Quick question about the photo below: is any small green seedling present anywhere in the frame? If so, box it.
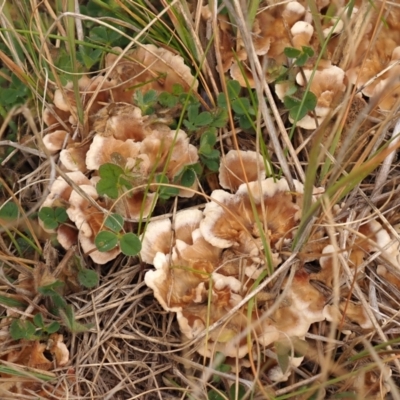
[89,25,128,48]
[37,280,93,333]
[77,45,103,69]
[183,101,227,133]
[38,280,67,311]
[199,130,220,172]
[284,90,317,121]
[206,352,247,400]
[0,202,42,256]
[74,255,99,289]
[10,313,60,341]
[174,163,202,189]
[284,46,315,67]
[155,174,180,200]
[0,201,18,222]
[95,213,142,256]
[59,304,93,333]
[134,89,159,115]
[38,207,68,230]
[96,163,133,199]
[275,337,308,375]
[0,74,30,108]
[211,352,231,384]
[0,295,27,309]
[217,80,256,130]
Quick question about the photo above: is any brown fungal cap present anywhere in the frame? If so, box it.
[219,150,268,191]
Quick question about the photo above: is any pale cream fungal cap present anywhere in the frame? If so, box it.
[219,150,267,191]
[175,209,203,244]
[230,62,256,88]
[200,190,238,249]
[86,135,141,171]
[67,184,99,238]
[275,81,291,102]
[144,252,184,313]
[59,145,89,172]
[42,130,69,152]
[140,218,172,264]
[53,88,71,112]
[323,18,344,37]
[283,2,306,26]
[56,224,78,250]
[212,272,242,292]
[47,334,69,367]
[291,21,314,49]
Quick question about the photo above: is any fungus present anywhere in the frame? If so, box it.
[250,2,305,59]
[47,334,69,367]
[270,270,327,339]
[92,103,151,142]
[339,302,373,330]
[294,63,346,128]
[229,1,308,87]
[59,143,91,172]
[40,171,91,232]
[291,21,314,49]
[140,129,199,181]
[42,130,70,152]
[219,150,267,191]
[229,62,256,88]
[200,178,306,261]
[106,45,199,96]
[85,135,141,171]
[143,179,327,366]
[346,36,400,98]
[67,184,121,264]
[140,218,173,264]
[370,59,400,111]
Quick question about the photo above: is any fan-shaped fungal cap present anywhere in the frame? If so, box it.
[67,184,100,238]
[140,218,172,264]
[106,45,199,95]
[219,150,268,191]
[42,130,70,152]
[294,64,346,128]
[271,270,327,338]
[291,21,314,49]
[282,2,306,26]
[86,135,141,171]
[40,171,91,232]
[93,103,150,142]
[59,143,90,172]
[139,129,199,190]
[201,178,305,256]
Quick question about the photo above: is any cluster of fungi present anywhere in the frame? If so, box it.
[28,0,400,395]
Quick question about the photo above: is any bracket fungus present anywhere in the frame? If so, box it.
[294,63,346,129]
[219,150,268,191]
[40,43,200,263]
[142,177,329,379]
[40,172,121,264]
[105,45,199,95]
